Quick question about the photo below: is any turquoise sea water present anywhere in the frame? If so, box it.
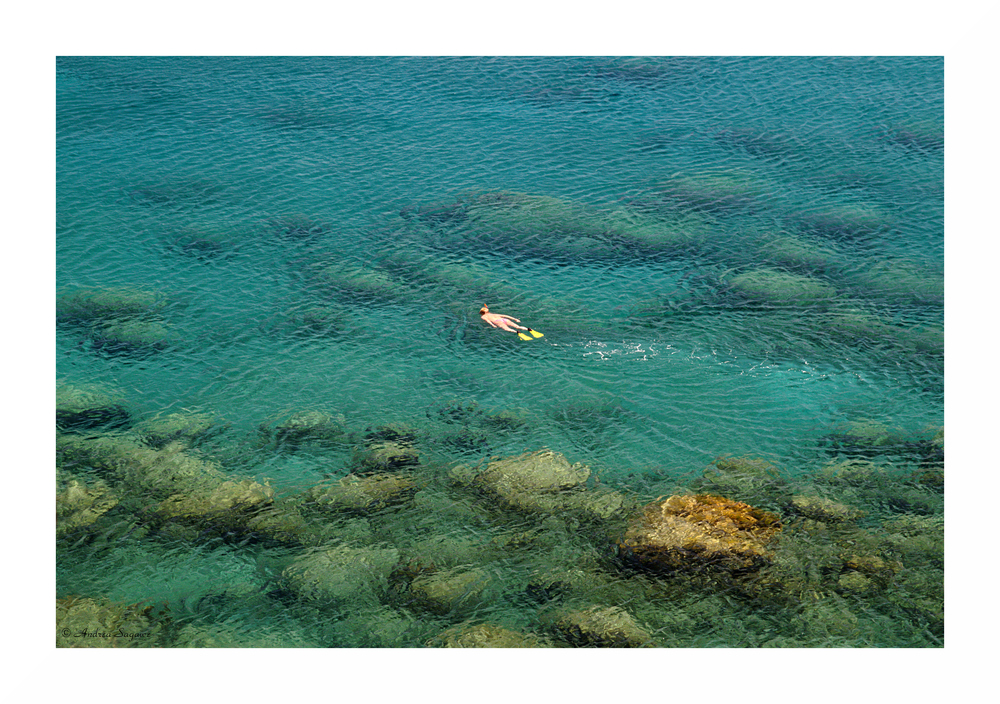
[56,56,943,647]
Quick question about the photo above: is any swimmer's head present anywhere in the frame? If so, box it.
[479,305,489,316]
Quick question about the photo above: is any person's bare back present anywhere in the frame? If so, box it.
[479,304,543,339]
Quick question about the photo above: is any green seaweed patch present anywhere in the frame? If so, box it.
[364,422,421,445]
[433,426,493,454]
[428,399,487,425]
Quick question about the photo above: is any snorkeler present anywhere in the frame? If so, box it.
[479,304,544,340]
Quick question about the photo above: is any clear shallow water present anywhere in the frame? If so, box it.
[56,56,943,647]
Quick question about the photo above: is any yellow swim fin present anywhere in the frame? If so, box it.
[528,328,544,338]
[517,331,533,341]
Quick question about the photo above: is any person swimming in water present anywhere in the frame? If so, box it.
[479,304,543,339]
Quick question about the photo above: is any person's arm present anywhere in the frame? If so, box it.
[498,314,521,322]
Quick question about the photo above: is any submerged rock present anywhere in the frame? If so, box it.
[267,410,349,447]
[408,567,493,616]
[427,622,549,648]
[788,494,864,523]
[817,459,893,486]
[57,286,169,324]
[713,125,801,160]
[307,473,418,514]
[267,214,333,241]
[303,261,411,302]
[133,411,220,448]
[173,622,314,648]
[469,449,591,513]
[790,202,894,240]
[56,477,119,537]
[699,455,789,504]
[154,478,275,529]
[92,318,176,354]
[755,232,843,274]
[242,500,322,545]
[56,596,162,648]
[281,544,400,606]
[818,309,943,360]
[56,382,131,431]
[458,190,718,258]
[840,554,901,589]
[707,455,783,482]
[263,303,351,339]
[820,419,920,456]
[879,514,943,567]
[618,494,783,573]
[163,221,244,258]
[726,268,837,306]
[541,604,653,648]
[126,176,225,206]
[656,168,773,213]
[846,259,943,305]
[57,434,228,499]
[350,441,420,474]
[477,449,590,494]
[602,206,717,254]
[465,192,608,242]
[884,120,943,152]
[562,487,633,522]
